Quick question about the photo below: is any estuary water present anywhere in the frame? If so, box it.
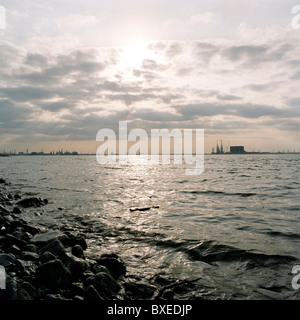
[1,154,300,299]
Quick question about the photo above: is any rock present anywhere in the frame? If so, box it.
[30,231,67,247]
[23,244,39,253]
[0,253,16,268]
[59,251,88,279]
[4,234,27,248]
[38,239,65,257]
[39,251,56,264]
[0,278,33,300]
[20,281,38,299]
[96,254,126,279]
[44,294,66,300]
[85,272,121,298]
[19,251,39,261]
[161,289,175,299]
[63,233,87,250]
[16,197,48,208]
[85,285,105,300]
[92,264,110,275]
[8,244,21,255]
[71,244,84,259]
[70,282,85,297]
[0,178,6,184]
[0,205,9,214]
[36,259,72,289]
[130,206,151,212]
[15,259,36,277]
[22,224,40,236]
[12,207,22,214]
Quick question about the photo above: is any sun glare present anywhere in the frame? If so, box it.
[121,40,150,68]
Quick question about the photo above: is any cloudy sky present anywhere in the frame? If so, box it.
[0,0,300,153]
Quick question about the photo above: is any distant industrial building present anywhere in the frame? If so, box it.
[230,146,245,154]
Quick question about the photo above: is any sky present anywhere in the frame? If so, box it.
[0,0,300,154]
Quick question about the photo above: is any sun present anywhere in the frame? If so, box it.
[121,40,151,68]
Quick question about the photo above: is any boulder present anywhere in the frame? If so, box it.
[19,251,39,261]
[96,254,126,279]
[36,259,71,289]
[0,253,16,268]
[71,244,84,259]
[0,278,32,300]
[23,244,39,253]
[39,251,56,264]
[85,285,105,300]
[85,272,121,298]
[0,205,9,214]
[38,239,65,257]
[16,197,48,208]
[59,251,88,279]
[30,231,67,247]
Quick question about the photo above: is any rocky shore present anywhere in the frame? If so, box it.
[0,177,160,301]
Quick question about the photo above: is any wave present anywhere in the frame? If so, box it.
[180,190,257,197]
[97,223,297,269]
[185,240,297,267]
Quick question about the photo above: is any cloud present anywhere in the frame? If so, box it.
[0,99,33,128]
[173,102,299,119]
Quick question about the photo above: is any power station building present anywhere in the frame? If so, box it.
[230,146,245,154]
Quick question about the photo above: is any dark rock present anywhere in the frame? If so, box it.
[31,231,67,247]
[0,253,16,268]
[0,178,6,184]
[0,205,9,214]
[19,251,39,261]
[85,272,121,298]
[8,244,21,255]
[15,259,36,277]
[39,239,65,258]
[23,244,39,253]
[63,233,87,250]
[17,197,48,208]
[82,270,94,281]
[36,259,71,289]
[70,282,85,297]
[96,254,126,279]
[22,224,40,236]
[85,284,105,300]
[2,215,14,224]
[12,207,22,214]
[161,289,175,299]
[14,194,21,200]
[44,293,66,300]
[39,251,56,263]
[92,264,110,275]
[4,234,27,248]
[130,206,151,212]
[0,278,32,300]
[71,244,84,259]
[20,281,38,299]
[59,251,88,279]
